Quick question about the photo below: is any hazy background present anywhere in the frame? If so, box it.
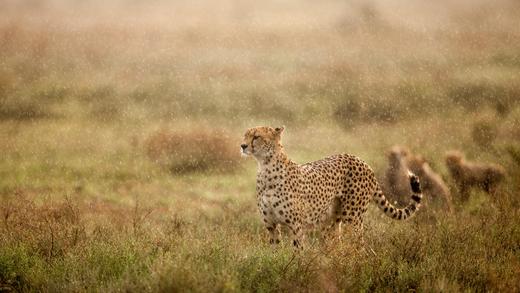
[1,0,519,291]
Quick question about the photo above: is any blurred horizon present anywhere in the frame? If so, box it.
[2,0,519,128]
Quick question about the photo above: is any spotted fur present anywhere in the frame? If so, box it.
[241,126,422,248]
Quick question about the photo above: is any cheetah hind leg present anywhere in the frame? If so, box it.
[341,217,365,248]
[321,219,342,252]
[328,220,342,238]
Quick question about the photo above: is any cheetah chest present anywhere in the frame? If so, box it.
[257,179,291,223]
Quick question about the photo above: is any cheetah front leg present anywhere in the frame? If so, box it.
[323,197,343,241]
[266,223,281,245]
[352,220,364,245]
[288,222,304,249]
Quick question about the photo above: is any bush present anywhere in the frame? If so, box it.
[145,127,240,174]
[334,97,406,130]
[448,82,520,115]
[471,120,498,148]
[0,97,54,121]
[506,144,520,166]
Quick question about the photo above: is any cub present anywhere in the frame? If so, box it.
[445,151,505,200]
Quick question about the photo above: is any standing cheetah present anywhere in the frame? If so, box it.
[445,151,505,200]
[241,126,422,248]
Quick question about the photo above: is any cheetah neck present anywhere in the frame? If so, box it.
[256,150,296,175]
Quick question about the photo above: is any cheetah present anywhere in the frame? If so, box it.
[383,146,453,212]
[383,146,412,205]
[241,126,422,248]
[445,151,505,201]
[406,154,453,213]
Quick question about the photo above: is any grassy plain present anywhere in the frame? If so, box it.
[1,0,520,291]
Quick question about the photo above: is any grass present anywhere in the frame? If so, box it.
[1,0,520,291]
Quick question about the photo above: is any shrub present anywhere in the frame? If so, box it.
[76,85,123,122]
[333,97,363,129]
[471,120,498,148]
[0,74,63,121]
[506,144,520,166]
[334,97,406,130]
[0,97,54,121]
[145,127,240,174]
[448,82,520,115]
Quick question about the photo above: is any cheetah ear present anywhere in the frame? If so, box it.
[274,126,285,136]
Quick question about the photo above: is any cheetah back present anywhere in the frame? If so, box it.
[299,154,378,227]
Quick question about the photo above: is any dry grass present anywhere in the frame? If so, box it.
[1,193,85,261]
[1,185,519,292]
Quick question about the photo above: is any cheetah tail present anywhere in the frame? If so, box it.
[373,173,422,220]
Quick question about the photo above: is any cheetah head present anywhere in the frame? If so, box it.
[445,151,463,167]
[388,145,410,166]
[407,155,427,176]
[241,126,284,159]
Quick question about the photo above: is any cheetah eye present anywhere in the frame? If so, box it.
[252,135,260,140]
